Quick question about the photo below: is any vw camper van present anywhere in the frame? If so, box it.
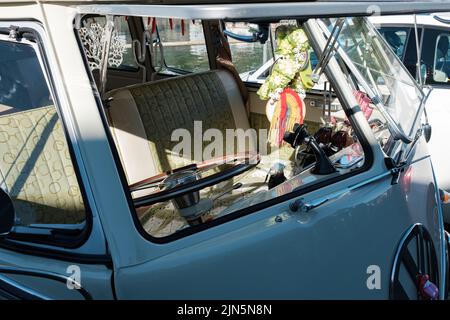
[0,0,449,300]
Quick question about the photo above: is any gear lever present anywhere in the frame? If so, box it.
[283,123,336,175]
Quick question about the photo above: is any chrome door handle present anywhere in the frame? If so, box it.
[289,198,329,212]
[288,169,396,213]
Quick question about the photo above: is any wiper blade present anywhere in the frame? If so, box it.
[312,18,345,83]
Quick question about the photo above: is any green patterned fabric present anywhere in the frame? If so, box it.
[257,26,313,102]
[0,106,85,225]
[129,72,238,173]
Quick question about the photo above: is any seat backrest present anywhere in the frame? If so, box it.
[105,70,254,185]
[0,106,85,225]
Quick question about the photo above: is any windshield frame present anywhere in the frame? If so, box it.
[75,2,450,21]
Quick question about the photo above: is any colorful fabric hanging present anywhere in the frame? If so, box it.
[268,88,305,147]
[258,26,311,147]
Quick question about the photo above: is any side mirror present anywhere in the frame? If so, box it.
[0,188,15,236]
[419,63,427,83]
[433,69,448,83]
[423,123,432,143]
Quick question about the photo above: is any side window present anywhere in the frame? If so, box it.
[0,39,87,233]
[225,22,274,81]
[379,26,419,78]
[378,27,410,59]
[143,18,209,73]
[82,16,139,71]
[433,33,450,83]
[224,21,317,84]
[416,28,450,86]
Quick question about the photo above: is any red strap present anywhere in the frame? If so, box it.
[354,90,373,120]
[151,18,157,34]
[181,19,185,36]
[285,88,304,124]
[278,88,305,145]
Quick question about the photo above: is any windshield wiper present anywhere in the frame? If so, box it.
[312,18,345,83]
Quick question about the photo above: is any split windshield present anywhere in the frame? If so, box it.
[319,17,425,141]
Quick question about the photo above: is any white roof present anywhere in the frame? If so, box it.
[370,13,450,28]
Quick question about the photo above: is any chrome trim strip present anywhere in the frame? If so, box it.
[295,155,430,212]
[295,170,392,212]
[389,223,421,296]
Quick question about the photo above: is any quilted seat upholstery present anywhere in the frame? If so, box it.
[0,106,85,225]
[105,70,256,188]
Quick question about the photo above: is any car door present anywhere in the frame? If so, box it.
[109,17,445,299]
[113,175,434,299]
[0,21,113,300]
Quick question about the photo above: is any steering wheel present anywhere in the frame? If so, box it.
[130,152,260,207]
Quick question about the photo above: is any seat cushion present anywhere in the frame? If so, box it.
[106,70,255,186]
[0,106,85,225]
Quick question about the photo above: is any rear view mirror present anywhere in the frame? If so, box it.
[0,188,15,236]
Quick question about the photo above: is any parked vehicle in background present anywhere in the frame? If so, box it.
[371,13,450,223]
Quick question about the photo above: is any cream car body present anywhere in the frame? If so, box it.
[0,1,449,300]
